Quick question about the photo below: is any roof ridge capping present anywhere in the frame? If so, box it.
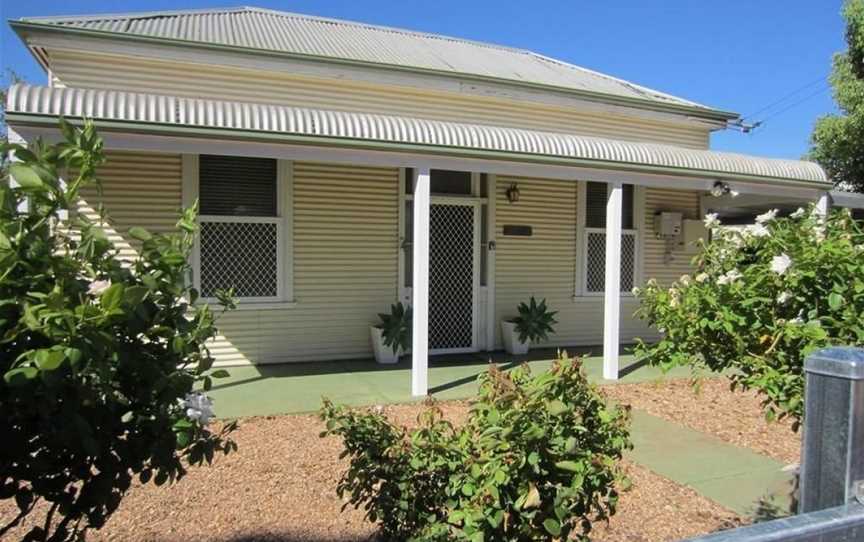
[21,5,534,54]
[4,83,826,186]
[20,6,251,23]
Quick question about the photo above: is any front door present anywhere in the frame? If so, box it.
[428,200,480,353]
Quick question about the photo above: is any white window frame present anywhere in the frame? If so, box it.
[182,155,293,305]
[576,181,643,297]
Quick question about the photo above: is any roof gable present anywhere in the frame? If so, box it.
[16,6,736,120]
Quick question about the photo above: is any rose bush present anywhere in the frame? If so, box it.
[321,352,631,541]
[634,206,864,428]
[0,120,236,541]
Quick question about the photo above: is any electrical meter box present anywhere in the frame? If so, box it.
[653,212,683,237]
[681,219,709,253]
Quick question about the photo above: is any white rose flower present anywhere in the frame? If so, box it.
[788,317,805,326]
[717,269,742,286]
[631,287,641,296]
[703,213,720,229]
[679,275,691,286]
[770,253,792,275]
[790,208,806,219]
[813,225,826,241]
[88,279,111,296]
[755,209,779,224]
[777,291,792,304]
[180,392,215,425]
[745,224,770,238]
[695,273,709,283]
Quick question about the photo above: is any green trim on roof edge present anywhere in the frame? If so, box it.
[10,20,740,123]
[6,112,829,189]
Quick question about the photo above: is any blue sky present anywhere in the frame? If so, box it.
[0,1,846,159]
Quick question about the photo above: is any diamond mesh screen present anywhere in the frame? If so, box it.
[429,204,474,350]
[586,231,636,293]
[200,220,279,298]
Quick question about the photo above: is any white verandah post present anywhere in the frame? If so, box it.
[603,182,623,380]
[411,167,431,397]
[816,192,831,218]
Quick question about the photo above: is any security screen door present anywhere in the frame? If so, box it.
[428,200,480,353]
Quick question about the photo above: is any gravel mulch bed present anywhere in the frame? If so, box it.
[601,377,800,465]
[1,399,741,542]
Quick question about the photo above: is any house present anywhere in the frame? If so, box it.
[4,7,842,395]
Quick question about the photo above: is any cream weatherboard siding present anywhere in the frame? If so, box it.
[79,152,697,364]
[251,162,399,363]
[46,50,711,149]
[493,176,700,349]
[493,175,647,349]
[210,162,400,365]
[76,151,183,261]
[78,153,400,365]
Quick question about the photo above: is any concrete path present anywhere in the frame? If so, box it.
[629,410,793,516]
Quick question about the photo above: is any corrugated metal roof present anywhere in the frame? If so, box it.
[18,6,732,118]
[5,84,827,185]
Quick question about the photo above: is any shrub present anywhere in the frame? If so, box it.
[321,352,631,541]
[511,297,558,344]
[634,207,864,428]
[377,301,412,354]
[0,120,237,542]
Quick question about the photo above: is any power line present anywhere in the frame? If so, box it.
[741,75,828,121]
[756,84,831,124]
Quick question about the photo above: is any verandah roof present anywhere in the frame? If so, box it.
[5,83,829,187]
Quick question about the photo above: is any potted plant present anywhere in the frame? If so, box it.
[502,297,557,355]
[371,302,411,364]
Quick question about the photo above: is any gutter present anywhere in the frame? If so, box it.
[10,20,740,123]
[6,112,831,190]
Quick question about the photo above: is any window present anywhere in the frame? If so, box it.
[197,155,287,301]
[581,182,638,294]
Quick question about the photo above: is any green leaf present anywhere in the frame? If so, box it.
[546,399,568,416]
[10,164,45,190]
[100,283,125,311]
[828,292,844,310]
[555,460,581,472]
[124,286,149,306]
[4,366,38,386]
[35,349,66,371]
[543,518,561,536]
[128,227,152,241]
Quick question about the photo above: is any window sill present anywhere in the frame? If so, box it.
[204,300,298,311]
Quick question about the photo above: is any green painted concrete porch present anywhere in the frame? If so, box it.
[207,348,794,516]
[208,347,675,418]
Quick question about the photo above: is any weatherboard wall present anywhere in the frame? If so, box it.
[46,49,712,150]
[78,152,700,365]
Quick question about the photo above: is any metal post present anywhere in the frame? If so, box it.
[800,347,864,513]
